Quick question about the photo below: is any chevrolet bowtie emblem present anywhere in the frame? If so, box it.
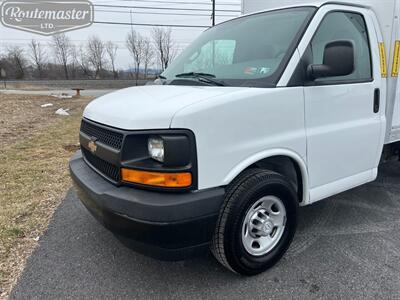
[88,139,97,153]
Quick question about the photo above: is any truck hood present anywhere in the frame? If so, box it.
[83,85,243,130]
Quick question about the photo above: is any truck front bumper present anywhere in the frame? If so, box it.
[69,151,225,261]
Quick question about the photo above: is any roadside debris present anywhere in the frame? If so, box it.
[51,93,73,99]
[55,108,70,116]
[40,103,53,108]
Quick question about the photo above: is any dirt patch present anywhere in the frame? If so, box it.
[62,144,80,152]
[0,94,93,299]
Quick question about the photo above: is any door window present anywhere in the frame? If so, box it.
[309,11,372,83]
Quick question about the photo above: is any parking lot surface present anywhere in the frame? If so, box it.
[10,163,400,300]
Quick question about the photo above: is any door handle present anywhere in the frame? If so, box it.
[374,88,380,113]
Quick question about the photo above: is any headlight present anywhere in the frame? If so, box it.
[148,137,164,162]
[121,131,196,190]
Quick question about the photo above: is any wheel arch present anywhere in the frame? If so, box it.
[222,149,309,204]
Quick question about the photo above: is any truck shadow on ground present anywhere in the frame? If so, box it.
[11,162,400,299]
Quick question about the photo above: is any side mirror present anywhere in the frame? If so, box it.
[307,40,354,80]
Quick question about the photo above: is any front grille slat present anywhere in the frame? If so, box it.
[81,120,123,150]
[82,148,120,182]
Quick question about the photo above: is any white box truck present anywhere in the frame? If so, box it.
[70,0,400,275]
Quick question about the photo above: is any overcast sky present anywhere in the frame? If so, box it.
[0,0,242,69]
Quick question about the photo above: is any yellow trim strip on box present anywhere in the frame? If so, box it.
[392,41,400,77]
[379,42,388,78]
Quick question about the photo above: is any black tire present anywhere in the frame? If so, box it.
[211,168,298,275]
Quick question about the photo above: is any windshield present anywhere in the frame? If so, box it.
[162,7,315,87]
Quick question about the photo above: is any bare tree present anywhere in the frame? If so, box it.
[77,46,92,78]
[151,27,175,71]
[106,41,118,79]
[29,39,46,79]
[126,30,145,84]
[70,46,79,79]
[7,46,26,79]
[87,35,106,79]
[142,37,154,79]
[51,33,72,79]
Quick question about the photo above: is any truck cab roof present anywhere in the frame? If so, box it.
[242,0,396,52]
[242,0,395,13]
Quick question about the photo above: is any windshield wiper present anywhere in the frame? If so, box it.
[175,72,226,86]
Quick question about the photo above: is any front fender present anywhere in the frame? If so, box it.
[222,148,310,204]
[171,87,307,200]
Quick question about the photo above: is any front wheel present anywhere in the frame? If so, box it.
[211,169,298,275]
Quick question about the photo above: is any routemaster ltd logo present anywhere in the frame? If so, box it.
[1,0,94,36]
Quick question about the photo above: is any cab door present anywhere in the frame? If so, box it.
[299,9,385,202]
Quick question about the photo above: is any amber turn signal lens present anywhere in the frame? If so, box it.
[121,168,192,188]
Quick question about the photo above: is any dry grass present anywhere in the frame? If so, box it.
[0,94,90,149]
[0,94,93,299]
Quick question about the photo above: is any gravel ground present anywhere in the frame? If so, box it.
[10,162,400,300]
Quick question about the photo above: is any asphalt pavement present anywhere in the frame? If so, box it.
[10,163,400,299]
